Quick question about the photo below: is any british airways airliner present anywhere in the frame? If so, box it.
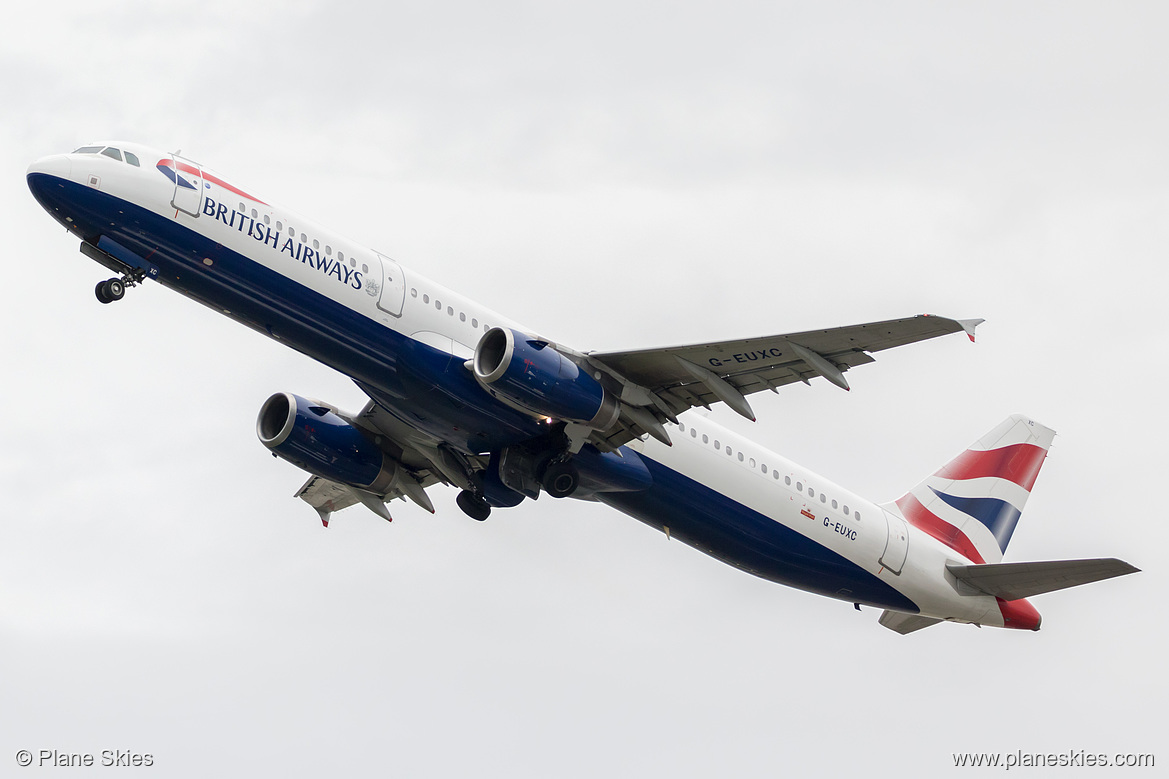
[27,141,1137,633]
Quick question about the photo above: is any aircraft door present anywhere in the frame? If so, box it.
[879,512,909,575]
[375,252,406,317]
[170,155,204,217]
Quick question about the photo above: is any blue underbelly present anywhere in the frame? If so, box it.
[598,455,920,611]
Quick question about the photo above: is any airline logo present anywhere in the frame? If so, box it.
[894,416,1053,564]
[155,158,268,205]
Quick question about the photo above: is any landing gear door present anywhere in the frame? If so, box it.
[374,252,406,317]
[170,155,204,217]
[880,512,909,575]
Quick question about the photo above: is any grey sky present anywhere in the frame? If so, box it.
[2,2,1165,776]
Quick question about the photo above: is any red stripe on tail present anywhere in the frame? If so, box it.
[933,443,1047,492]
[895,493,987,564]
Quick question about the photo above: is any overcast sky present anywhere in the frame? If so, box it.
[2,2,1165,777]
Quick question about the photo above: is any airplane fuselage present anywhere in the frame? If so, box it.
[27,142,1060,630]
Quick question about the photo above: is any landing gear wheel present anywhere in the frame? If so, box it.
[456,490,492,521]
[105,278,126,301]
[540,459,579,498]
[96,278,125,304]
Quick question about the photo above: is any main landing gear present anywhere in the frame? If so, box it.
[456,490,492,521]
[540,457,579,499]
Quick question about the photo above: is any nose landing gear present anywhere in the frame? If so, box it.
[94,268,146,304]
[95,277,126,304]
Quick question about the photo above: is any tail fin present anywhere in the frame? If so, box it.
[885,415,1055,564]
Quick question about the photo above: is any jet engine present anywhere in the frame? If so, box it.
[257,392,401,493]
[472,327,619,428]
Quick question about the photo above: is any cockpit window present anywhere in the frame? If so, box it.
[100,147,123,162]
[73,146,103,154]
[124,151,140,167]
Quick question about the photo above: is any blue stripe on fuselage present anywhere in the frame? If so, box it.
[27,172,545,454]
[598,454,921,612]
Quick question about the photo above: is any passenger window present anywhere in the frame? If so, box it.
[808,488,815,497]
[325,245,332,256]
[702,434,709,444]
[690,428,697,438]
[713,440,720,449]
[855,512,862,521]
[796,482,803,491]
[239,202,246,211]
[726,446,732,456]
[761,463,768,473]
[362,264,368,273]
[831,499,838,509]
[313,239,320,250]
[101,147,122,162]
[785,476,791,486]
[411,289,418,298]
[844,506,850,516]
[773,470,780,480]
[423,294,430,304]
[749,458,755,468]
[448,306,454,316]
[472,318,478,328]
[124,151,140,166]
[435,300,442,310]
[678,423,686,433]
[460,312,466,322]
[300,233,307,243]
[820,494,826,503]
[263,214,270,225]
[252,209,259,219]
[277,221,284,231]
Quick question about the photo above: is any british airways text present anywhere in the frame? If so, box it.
[201,196,363,290]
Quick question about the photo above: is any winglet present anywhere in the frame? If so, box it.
[958,318,985,343]
[314,506,332,528]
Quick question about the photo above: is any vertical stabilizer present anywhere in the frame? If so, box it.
[885,415,1055,563]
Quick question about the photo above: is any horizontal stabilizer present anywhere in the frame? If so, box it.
[879,611,943,634]
[947,558,1139,601]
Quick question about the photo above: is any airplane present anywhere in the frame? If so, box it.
[27,141,1138,634]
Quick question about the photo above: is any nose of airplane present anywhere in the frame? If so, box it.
[27,154,74,214]
[27,153,72,181]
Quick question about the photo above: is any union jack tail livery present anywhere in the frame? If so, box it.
[889,414,1053,565]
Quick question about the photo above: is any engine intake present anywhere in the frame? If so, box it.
[472,327,619,428]
[257,392,400,493]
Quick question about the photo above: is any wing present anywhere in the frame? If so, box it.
[295,476,360,527]
[293,397,450,525]
[584,315,982,450]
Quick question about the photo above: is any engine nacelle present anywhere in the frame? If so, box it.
[257,392,400,493]
[472,327,619,428]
